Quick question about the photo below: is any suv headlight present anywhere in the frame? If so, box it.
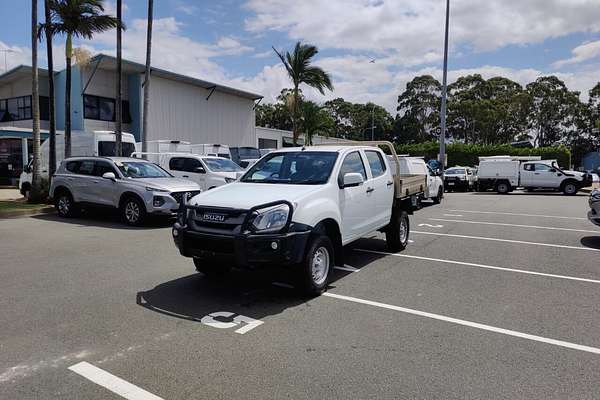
[224,177,236,183]
[146,186,169,192]
[251,204,290,233]
[591,189,600,203]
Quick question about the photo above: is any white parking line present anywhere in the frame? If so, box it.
[429,218,600,234]
[443,214,463,217]
[334,265,360,272]
[68,362,164,400]
[448,209,587,221]
[323,292,600,355]
[412,231,600,252]
[355,249,600,284]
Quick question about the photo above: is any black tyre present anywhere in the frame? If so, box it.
[193,257,231,277]
[433,187,443,204]
[296,235,334,296]
[386,210,410,252]
[55,190,77,217]
[496,181,510,194]
[121,196,147,226]
[562,181,578,196]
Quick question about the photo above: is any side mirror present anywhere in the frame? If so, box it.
[341,172,364,188]
[102,172,116,181]
[194,166,206,174]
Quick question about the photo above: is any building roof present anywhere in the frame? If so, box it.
[88,54,263,101]
[0,65,49,84]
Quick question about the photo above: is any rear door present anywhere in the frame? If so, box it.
[338,151,370,241]
[363,149,393,229]
[71,159,97,202]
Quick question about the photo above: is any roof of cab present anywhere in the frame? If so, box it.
[271,145,379,153]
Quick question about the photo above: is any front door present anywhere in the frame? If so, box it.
[338,151,370,242]
[90,160,120,206]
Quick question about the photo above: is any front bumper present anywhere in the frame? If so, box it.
[172,201,311,268]
[146,190,201,216]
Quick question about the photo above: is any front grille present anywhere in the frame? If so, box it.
[188,207,248,233]
[171,191,200,204]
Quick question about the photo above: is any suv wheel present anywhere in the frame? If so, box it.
[433,187,443,204]
[496,181,510,194]
[55,191,76,217]
[121,197,146,226]
[562,181,578,196]
[297,235,334,296]
[386,210,410,252]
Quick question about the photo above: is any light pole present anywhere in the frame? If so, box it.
[370,102,376,140]
[0,49,16,72]
[439,0,450,172]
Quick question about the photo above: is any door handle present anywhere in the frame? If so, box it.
[386,181,393,187]
[366,187,375,193]
[182,175,189,178]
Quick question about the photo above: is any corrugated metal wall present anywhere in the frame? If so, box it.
[145,76,256,146]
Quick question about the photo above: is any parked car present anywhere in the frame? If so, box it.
[50,157,200,225]
[165,155,243,191]
[477,156,592,195]
[398,156,443,204]
[172,142,420,295]
[589,189,600,227]
[20,130,136,198]
[444,166,476,192]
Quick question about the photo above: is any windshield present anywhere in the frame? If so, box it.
[203,158,243,172]
[117,161,172,178]
[446,168,466,175]
[237,147,261,159]
[241,151,338,185]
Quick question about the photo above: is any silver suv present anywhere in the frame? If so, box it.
[50,157,201,225]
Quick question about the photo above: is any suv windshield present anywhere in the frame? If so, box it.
[241,151,338,185]
[203,158,243,172]
[117,161,172,178]
[446,168,466,175]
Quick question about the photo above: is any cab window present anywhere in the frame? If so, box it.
[534,164,552,172]
[364,150,386,178]
[169,157,186,171]
[339,151,367,182]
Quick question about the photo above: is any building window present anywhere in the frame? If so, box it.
[0,95,49,121]
[83,94,131,123]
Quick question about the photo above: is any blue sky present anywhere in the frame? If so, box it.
[1,0,600,112]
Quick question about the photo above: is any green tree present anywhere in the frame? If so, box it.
[47,0,119,157]
[323,98,355,139]
[273,42,333,144]
[300,101,334,145]
[395,75,441,144]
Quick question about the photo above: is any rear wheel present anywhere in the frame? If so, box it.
[386,210,410,252]
[496,181,510,194]
[296,235,334,296]
[55,190,77,217]
[121,196,146,226]
[193,257,231,277]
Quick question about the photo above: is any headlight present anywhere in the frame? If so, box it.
[146,186,168,192]
[224,177,236,183]
[591,189,600,202]
[251,204,290,233]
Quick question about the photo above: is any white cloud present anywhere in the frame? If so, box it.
[245,0,600,67]
[553,40,600,67]
[0,42,32,72]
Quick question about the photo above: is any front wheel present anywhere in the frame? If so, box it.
[121,197,147,226]
[433,187,443,204]
[386,210,410,252]
[296,235,334,296]
[562,181,579,196]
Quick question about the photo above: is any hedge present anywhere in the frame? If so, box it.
[394,142,572,168]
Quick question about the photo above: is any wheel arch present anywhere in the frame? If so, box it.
[312,218,343,267]
[119,191,146,210]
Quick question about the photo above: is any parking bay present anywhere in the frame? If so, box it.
[1,192,600,399]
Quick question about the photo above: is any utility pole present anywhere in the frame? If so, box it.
[439,0,450,172]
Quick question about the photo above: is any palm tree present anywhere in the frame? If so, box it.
[141,0,153,156]
[273,42,333,144]
[301,101,334,145]
[42,0,57,179]
[30,0,42,202]
[47,0,119,157]
[115,0,122,156]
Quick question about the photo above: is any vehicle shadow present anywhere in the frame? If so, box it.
[136,240,390,323]
[581,236,600,250]
[32,209,174,230]
[467,191,588,197]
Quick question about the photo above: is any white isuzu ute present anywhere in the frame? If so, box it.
[172,142,420,295]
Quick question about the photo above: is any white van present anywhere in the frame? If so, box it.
[132,152,243,191]
[19,130,136,197]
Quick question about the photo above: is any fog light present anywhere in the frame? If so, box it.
[271,241,278,250]
[153,196,165,207]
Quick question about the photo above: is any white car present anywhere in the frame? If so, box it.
[164,155,243,191]
[398,157,443,203]
[172,143,417,295]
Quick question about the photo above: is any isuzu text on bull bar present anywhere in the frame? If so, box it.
[172,142,423,295]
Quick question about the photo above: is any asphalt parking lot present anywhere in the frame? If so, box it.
[2,191,600,399]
